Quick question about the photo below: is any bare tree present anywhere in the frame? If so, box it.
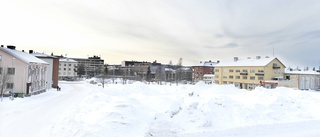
[1,66,11,102]
[96,66,109,88]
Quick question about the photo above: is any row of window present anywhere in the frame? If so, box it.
[215,69,264,73]
[59,63,77,67]
[59,68,77,71]
[216,75,264,80]
[0,67,15,75]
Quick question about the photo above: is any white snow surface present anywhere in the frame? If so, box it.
[1,81,320,137]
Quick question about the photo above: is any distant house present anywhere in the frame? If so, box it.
[32,52,59,88]
[0,46,48,96]
[214,56,286,90]
[59,58,78,80]
[278,69,320,90]
[192,60,218,82]
[203,74,215,84]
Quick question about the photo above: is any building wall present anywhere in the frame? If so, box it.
[192,66,214,81]
[0,51,28,94]
[59,59,78,80]
[39,58,53,89]
[0,50,47,95]
[52,58,59,88]
[214,58,285,90]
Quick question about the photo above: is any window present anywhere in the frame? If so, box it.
[59,63,61,66]
[223,81,227,84]
[242,76,247,79]
[236,69,240,72]
[8,68,15,75]
[223,69,228,72]
[250,76,255,80]
[229,69,234,72]
[258,77,264,80]
[258,70,264,73]
[64,64,66,66]
[215,75,219,78]
[69,64,71,66]
[229,76,234,79]
[242,69,248,72]
[223,76,227,78]
[236,76,240,79]
[69,68,71,71]
[6,83,14,89]
[0,67,2,74]
[215,69,219,72]
[250,69,255,73]
[64,68,66,71]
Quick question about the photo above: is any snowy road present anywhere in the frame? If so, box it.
[0,81,92,137]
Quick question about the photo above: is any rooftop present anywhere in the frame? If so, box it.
[1,47,48,64]
[215,57,278,67]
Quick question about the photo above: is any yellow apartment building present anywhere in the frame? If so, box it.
[214,56,286,90]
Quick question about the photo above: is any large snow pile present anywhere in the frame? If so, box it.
[1,81,320,137]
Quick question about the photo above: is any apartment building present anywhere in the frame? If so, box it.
[32,52,59,88]
[71,55,104,78]
[0,46,48,96]
[214,56,286,90]
[279,69,320,90]
[59,58,78,80]
[192,60,218,82]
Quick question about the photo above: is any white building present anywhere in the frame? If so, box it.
[0,46,49,96]
[279,69,320,90]
[203,74,215,84]
[59,58,78,80]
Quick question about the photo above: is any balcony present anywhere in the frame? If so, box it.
[240,72,248,75]
[255,72,264,76]
[273,66,281,69]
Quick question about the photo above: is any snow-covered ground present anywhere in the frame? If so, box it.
[1,80,320,137]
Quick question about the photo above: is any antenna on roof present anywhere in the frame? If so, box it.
[273,46,275,57]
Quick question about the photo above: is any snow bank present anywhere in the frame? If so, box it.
[2,81,320,137]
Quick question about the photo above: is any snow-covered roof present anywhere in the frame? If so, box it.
[32,53,57,58]
[1,47,48,64]
[59,58,78,63]
[215,57,278,67]
[203,74,215,77]
[284,70,320,75]
[203,61,218,67]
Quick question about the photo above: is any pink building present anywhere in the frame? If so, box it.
[0,46,48,96]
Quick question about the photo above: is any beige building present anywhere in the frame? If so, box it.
[214,56,286,90]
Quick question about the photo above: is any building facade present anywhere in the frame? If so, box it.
[71,55,104,78]
[214,56,286,90]
[0,46,48,96]
[59,58,78,80]
[192,60,218,82]
[32,53,59,88]
[279,70,320,90]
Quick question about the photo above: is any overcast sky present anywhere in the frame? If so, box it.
[1,0,320,68]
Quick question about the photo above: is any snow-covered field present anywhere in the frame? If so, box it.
[1,80,320,137]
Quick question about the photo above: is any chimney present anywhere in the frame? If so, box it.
[234,57,238,62]
[7,45,16,50]
[22,50,25,52]
[1,45,3,47]
[217,60,220,63]
[29,50,34,54]
[256,56,261,59]
[247,57,251,59]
